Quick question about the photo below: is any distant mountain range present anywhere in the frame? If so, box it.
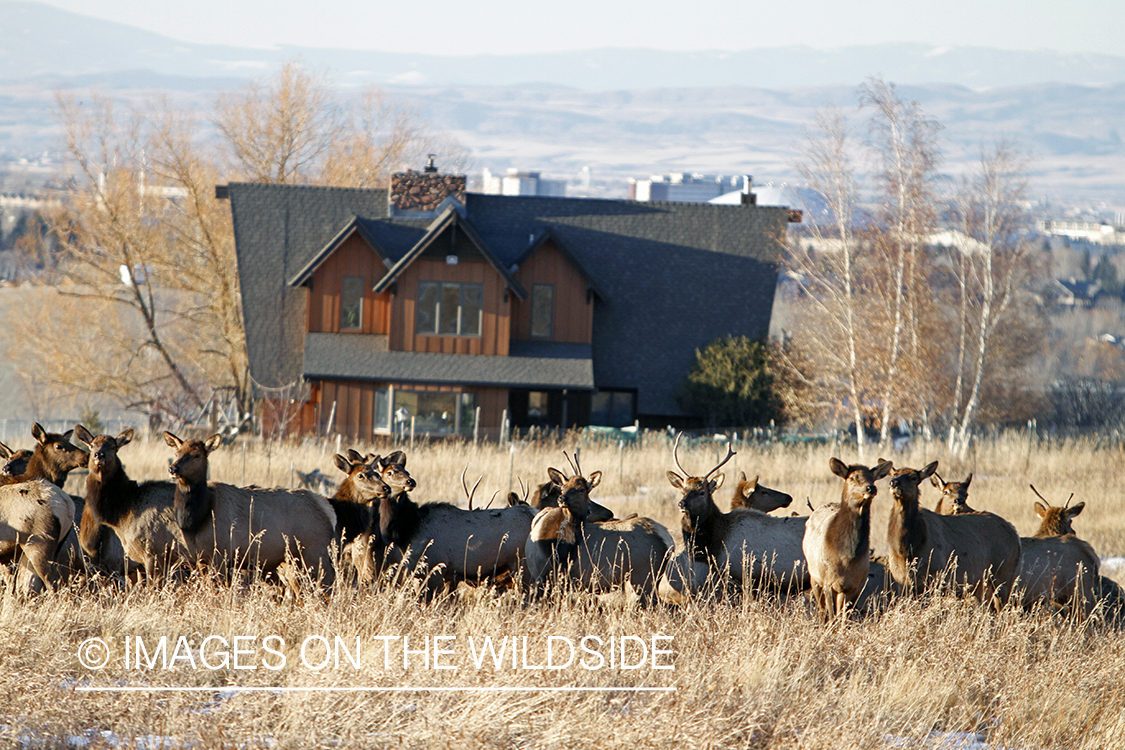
[1,1,1122,205]
[4,1,1125,90]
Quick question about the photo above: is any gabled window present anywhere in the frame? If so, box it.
[416,281,483,336]
[339,275,364,331]
[530,284,554,338]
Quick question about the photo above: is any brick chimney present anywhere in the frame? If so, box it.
[390,155,467,214]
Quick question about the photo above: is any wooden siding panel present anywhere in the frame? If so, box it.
[512,241,592,344]
[398,258,510,356]
[307,232,390,335]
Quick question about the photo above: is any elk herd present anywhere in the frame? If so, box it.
[0,423,1119,624]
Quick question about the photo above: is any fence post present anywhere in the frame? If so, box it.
[501,409,509,447]
[618,440,624,484]
[473,406,481,447]
[241,441,247,486]
[410,417,416,451]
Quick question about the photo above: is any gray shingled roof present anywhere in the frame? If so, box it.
[304,333,594,389]
[227,183,787,418]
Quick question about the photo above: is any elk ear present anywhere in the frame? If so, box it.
[386,450,406,468]
[749,475,759,490]
[116,428,134,448]
[74,425,95,447]
[0,441,11,459]
[61,429,74,442]
[667,471,685,489]
[711,472,726,491]
[163,431,182,449]
[204,434,223,453]
[333,454,351,473]
[547,467,567,486]
[829,457,849,478]
[737,470,747,484]
[346,448,364,463]
[964,473,973,487]
[1034,501,1048,518]
[1067,502,1085,518]
[918,461,938,482]
[872,460,894,481]
[506,491,522,507]
[587,471,602,489]
[31,422,47,445]
[930,474,942,489]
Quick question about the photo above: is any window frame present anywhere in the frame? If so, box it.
[530,283,554,339]
[415,281,484,337]
[339,275,365,331]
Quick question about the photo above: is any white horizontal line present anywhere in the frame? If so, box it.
[76,686,676,693]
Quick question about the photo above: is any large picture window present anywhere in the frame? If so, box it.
[376,389,476,436]
[416,282,483,336]
[530,284,554,338]
[339,275,364,331]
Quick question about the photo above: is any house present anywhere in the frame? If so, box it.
[1055,277,1101,308]
[220,161,791,440]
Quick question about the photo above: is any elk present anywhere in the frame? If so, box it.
[525,453,673,604]
[803,458,893,619]
[932,472,976,515]
[162,431,337,588]
[1015,487,1100,617]
[728,472,793,513]
[364,451,536,598]
[662,435,808,601]
[328,451,390,585]
[0,479,75,593]
[0,441,33,478]
[885,460,1021,606]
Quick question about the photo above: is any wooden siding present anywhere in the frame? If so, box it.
[306,232,391,334]
[511,240,593,344]
[313,379,508,441]
[390,258,511,355]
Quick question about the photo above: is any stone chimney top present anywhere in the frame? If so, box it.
[390,158,466,215]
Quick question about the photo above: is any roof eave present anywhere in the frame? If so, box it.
[286,216,391,288]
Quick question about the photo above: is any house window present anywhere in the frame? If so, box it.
[388,389,476,436]
[416,281,483,336]
[374,387,392,432]
[339,275,364,331]
[530,284,554,338]
[590,390,636,428]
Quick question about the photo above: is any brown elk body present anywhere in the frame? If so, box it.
[1016,494,1100,617]
[932,473,976,515]
[162,431,337,587]
[661,439,808,602]
[728,472,793,513]
[886,461,1021,606]
[0,479,74,593]
[328,452,390,585]
[803,458,892,618]
[365,452,535,598]
[525,463,672,604]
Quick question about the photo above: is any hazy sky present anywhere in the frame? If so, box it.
[30,0,1125,56]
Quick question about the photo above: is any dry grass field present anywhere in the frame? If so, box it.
[3,430,1125,749]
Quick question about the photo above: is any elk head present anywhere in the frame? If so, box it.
[376,450,416,494]
[931,472,973,514]
[1030,485,1084,538]
[830,457,893,510]
[29,422,89,480]
[0,441,32,478]
[730,471,793,512]
[546,451,602,523]
[165,431,222,486]
[350,457,391,505]
[886,460,938,509]
[74,425,133,483]
[666,433,736,532]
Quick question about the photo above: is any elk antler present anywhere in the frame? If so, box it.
[563,450,580,478]
[672,431,689,476]
[1029,484,1050,504]
[461,466,483,510]
[516,476,529,504]
[1065,493,1074,509]
[704,442,737,482]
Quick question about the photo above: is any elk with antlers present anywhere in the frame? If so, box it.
[1015,486,1100,617]
[885,460,1021,606]
[525,451,673,604]
[661,434,808,602]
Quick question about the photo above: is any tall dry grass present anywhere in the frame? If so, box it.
[4,431,1125,748]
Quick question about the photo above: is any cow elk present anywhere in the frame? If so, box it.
[0,441,33,478]
[885,460,1020,607]
[0,479,75,593]
[728,472,793,513]
[662,435,808,602]
[932,473,976,515]
[526,453,672,604]
[1015,487,1100,618]
[803,458,892,619]
[328,451,390,585]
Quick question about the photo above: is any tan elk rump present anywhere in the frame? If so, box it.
[0,479,75,592]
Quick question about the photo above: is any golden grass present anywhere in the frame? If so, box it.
[6,431,1125,748]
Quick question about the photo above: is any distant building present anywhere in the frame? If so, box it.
[629,173,745,203]
[481,168,567,197]
[1055,277,1102,308]
[1037,219,1124,246]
